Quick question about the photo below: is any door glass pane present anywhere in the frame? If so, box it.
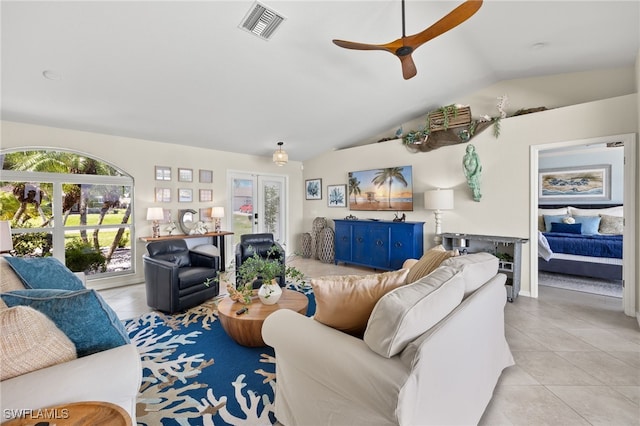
[232,177,255,246]
[261,178,283,242]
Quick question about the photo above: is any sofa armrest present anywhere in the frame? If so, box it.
[0,344,141,424]
[262,310,408,425]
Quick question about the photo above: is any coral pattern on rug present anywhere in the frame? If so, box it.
[125,298,278,425]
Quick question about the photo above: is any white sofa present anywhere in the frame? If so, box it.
[0,257,141,423]
[0,344,141,421]
[262,252,514,425]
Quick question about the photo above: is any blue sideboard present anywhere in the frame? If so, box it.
[334,219,425,271]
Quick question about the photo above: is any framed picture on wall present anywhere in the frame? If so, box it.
[155,166,171,181]
[155,188,171,203]
[305,178,322,200]
[327,184,347,207]
[199,189,213,202]
[178,168,193,182]
[539,164,611,203]
[199,169,213,183]
[178,188,193,203]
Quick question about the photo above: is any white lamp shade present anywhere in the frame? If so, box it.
[146,207,165,221]
[424,189,454,210]
[0,221,13,252]
[211,207,225,218]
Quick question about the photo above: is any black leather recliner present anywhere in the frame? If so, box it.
[235,233,285,289]
[143,239,220,314]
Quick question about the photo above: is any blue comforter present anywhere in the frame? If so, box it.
[542,232,623,259]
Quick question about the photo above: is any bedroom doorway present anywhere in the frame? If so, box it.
[529,133,636,317]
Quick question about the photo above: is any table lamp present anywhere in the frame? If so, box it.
[211,207,225,232]
[146,207,164,238]
[0,221,14,254]
[424,189,454,245]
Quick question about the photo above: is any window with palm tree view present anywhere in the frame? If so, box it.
[1,150,134,277]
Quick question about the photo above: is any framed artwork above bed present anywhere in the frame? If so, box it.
[539,164,611,203]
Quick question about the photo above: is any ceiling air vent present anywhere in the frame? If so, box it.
[239,1,286,41]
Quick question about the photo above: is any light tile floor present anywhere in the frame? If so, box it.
[99,257,640,425]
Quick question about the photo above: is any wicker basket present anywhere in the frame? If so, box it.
[428,106,472,132]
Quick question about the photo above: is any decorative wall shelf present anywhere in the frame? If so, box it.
[404,120,495,153]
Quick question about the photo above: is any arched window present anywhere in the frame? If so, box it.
[0,149,134,278]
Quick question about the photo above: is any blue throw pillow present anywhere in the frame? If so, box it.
[573,215,601,235]
[550,222,582,234]
[4,257,84,291]
[543,215,569,233]
[1,289,129,357]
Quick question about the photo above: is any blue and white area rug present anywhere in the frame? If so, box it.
[124,284,314,425]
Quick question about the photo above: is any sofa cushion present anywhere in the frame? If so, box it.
[1,289,129,357]
[405,245,457,284]
[3,256,85,291]
[0,305,77,380]
[0,257,27,293]
[440,252,499,297]
[364,266,465,358]
[311,268,409,336]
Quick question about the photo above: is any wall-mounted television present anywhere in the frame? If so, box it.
[348,165,413,211]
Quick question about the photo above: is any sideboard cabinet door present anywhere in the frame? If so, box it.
[333,220,424,271]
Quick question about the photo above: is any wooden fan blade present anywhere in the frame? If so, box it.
[399,54,417,80]
[332,39,395,54]
[405,0,483,50]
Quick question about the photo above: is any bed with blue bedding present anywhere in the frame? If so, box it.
[538,205,624,282]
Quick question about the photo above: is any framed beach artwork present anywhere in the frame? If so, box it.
[305,179,322,200]
[348,165,413,211]
[539,164,611,203]
[327,184,347,207]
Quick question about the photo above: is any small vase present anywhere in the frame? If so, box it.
[258,281,282,305]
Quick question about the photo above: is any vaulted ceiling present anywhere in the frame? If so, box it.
[2,1,638,162]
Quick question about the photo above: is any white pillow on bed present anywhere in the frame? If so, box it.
[569,206,623,217]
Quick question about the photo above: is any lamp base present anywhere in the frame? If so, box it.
[433,210,443,245]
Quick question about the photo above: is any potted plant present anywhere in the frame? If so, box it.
[226,246,306,305]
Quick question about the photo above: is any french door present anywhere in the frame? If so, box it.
[227,171,287,252]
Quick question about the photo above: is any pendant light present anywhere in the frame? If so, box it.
[273,141,288,166]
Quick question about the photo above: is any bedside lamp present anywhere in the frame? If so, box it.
[0,221,14,254]
[146,207,164,238]
[424,189,454,245]
[211,207,225,232]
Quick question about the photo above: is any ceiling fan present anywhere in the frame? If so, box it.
[333,0,483,80]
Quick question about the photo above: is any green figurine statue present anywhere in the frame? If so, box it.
[463,144,482,201]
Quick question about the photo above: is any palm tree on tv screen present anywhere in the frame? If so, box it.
[372,167,408,209]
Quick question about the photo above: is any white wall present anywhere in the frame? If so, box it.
[0,122,306,289]
[302,94,638,301]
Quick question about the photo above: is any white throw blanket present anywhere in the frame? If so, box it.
[538,231,553,261]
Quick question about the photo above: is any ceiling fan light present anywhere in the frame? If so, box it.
[273,141,288,166]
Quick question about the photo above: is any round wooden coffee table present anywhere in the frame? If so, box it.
[217,289,308,347]
[1,401,131,425]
